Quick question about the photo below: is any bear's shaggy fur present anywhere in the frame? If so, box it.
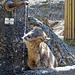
[22,27,58,70]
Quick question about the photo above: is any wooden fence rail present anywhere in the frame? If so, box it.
[64,0,75,40]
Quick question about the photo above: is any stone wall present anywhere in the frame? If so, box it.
[0,0,29,74]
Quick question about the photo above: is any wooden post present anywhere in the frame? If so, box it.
[64,0,75,40]
[72,0,75,40]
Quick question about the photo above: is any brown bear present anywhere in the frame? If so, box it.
[22,27,58,70]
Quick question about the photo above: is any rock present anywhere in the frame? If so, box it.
[15,65,75,75]
[54,48,58,52]
[28,17,75,67]
[59,59,66,66]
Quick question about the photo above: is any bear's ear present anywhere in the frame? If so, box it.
[45,38,51,40]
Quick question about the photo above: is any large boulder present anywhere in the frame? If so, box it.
[28,17,75,67]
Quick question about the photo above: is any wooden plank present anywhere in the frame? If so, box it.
[69,0,72,39]
[74,0,75,40]
[72,0,74,40]
[69,0,70,39]
[67,0,69,39]
[64,0,68,39]
[65,0,75,40]
[64,0,66,39]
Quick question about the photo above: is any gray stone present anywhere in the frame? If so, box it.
[16,65,75,75]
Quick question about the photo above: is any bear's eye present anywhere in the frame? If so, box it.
[40,38,43,41]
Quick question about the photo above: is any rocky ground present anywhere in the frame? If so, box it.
[28,0,65,38]
[16,65,75,75]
